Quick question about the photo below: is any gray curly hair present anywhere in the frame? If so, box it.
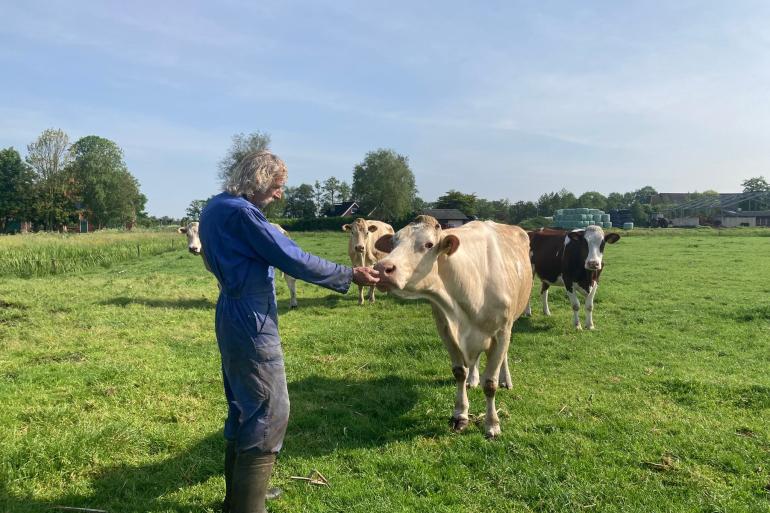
[224,150,288,197]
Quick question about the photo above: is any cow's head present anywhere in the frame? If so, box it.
[177,221,201,255]
[566,225,620,271]
[373,215,459,296]
[342,218,380,255]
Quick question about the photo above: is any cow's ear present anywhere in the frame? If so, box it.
[567,231,583,241]
[367,224,378,232]
[342,224,351,232]
[375,234,394,253]
[440,234,460,256]
[605,233,620,244]
[177,227,187,234]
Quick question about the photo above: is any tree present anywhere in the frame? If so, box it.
[321,177,341,208]
[508,201,538,224]
[186,198,211,220]
[283,184,317,218]
[435,190,477,217]
[351,149,417,221]
[69,136,144,228]
[338,181,352,203]
[537,189,577,216]
[740,176,770,193]
[576,191,608,210]
[0,148,36,231]
[217,132,271,186]
[26,128,74,230]
[634,186,658,204]
[605,192,626,210]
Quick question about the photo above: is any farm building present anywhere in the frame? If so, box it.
[324,201,359,217]
[419,209,469,228]
[715,210,770,227]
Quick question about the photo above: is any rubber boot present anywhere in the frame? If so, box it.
[222,440,237,513]
[230,449,276,513]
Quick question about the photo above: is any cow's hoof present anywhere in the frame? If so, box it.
[450,416,469,432]
[466,379,480,389]
[585,325,595,330]
[289,304,298,310]
[574,324,583,331]
[499,381,513,390]
[485,424,501,439]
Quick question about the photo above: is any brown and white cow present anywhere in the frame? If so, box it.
[342,218,395,305]
[178,221,298,308]
[373,215,532,438]
[526,225,620,330]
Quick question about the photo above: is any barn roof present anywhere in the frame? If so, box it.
[420,209,469,221]
[325,201,358,217]
[720,210,770,217]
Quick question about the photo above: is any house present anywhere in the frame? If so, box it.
[325,201,359,217]
[715,210,770,227]
[419,209,470,228]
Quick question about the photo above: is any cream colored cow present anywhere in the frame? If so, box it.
[178,221,298,308]
[373,215,532,438]
[342,218,395,305]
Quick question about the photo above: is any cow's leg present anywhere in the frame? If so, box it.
[431,305,469,432]
[498,352,512,389]
[467,352,481,388]
[367,285,376,303]
[284,274,298,309]
[565,287,582,330]
[482,323,513,438]
[357,285,365,305]
[584,282,598,330]
[541,282,551,316]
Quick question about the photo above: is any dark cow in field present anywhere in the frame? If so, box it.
[526,225,620,330]
[178,221,298,308]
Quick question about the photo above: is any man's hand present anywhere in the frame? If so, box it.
[352,266,380,286]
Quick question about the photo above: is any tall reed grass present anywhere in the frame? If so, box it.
[0,229,182,278]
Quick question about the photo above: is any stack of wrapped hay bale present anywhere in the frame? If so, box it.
[553,208,613,230]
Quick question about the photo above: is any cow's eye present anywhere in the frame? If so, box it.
[425,242,434,249]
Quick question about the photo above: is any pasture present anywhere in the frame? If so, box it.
[1,229,769,512]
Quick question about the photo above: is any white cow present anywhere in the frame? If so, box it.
[342,218,395,305]
[178,221,298,308]
[373,215,532,438]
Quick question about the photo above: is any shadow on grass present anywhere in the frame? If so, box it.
[1,375,433,512]
[0,432,224,512]
[731,304,770,322]
[101,296,216,309]
[285,374,441,456]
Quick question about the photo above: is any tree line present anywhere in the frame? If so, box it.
[0,129,147,232]
[186,131,770,229]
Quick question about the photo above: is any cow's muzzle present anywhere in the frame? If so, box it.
[585,261,601,270]
[354,245,365,253]
[189,247,201,255]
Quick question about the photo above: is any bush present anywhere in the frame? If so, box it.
[517,216,553,230]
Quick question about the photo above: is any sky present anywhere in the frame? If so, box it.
[1,0,769,218]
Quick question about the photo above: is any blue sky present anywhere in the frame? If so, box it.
[1,1,769,217]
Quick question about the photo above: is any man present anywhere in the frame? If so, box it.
[199,150,379,513]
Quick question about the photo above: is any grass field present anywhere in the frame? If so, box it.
[1,229,769,512]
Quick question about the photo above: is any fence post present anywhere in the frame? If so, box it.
[51,259,57,273]
[136,244,141,257]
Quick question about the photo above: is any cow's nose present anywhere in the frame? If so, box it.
[382,264,396,275]
[586,261,600,269]
[354,245,365,253]
[189,247,200,254]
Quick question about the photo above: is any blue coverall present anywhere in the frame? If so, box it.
[199,192,353,453]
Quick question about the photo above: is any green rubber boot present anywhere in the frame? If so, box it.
[222,440,237,513]
[230,449,276,513]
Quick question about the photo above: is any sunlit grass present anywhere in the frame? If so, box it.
[1,229,769,512]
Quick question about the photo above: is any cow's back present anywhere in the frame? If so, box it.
[438,221,532,321]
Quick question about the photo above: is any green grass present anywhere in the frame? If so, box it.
[0,229,181,278]
[1,230,769,512]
